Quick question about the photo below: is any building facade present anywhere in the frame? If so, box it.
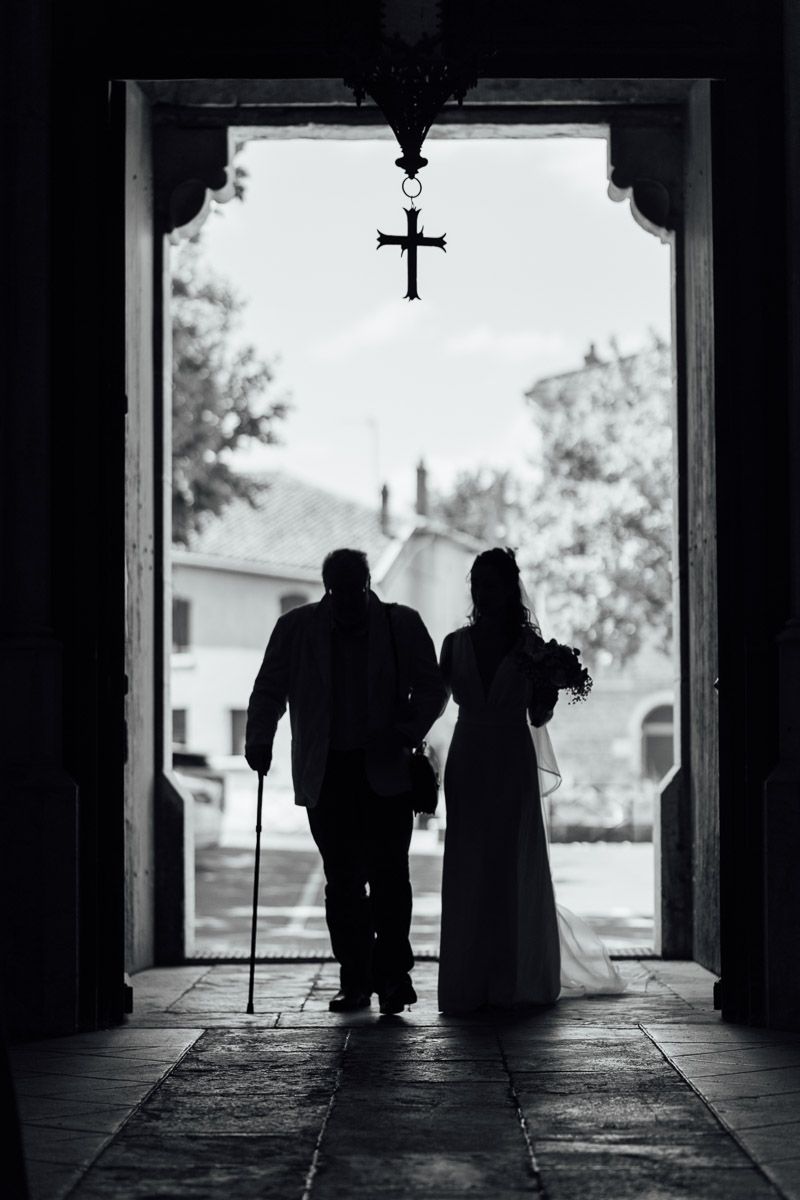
[173,466,674,839]
[171,469,480,775]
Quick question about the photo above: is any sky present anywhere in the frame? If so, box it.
[191,134,671,514]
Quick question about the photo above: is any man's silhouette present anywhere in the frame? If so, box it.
[245,549,447,1013]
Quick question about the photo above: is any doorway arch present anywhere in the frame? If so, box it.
[119,79,716,983]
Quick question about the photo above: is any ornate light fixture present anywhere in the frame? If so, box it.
[345,34,477,180]
[344,4,479,299]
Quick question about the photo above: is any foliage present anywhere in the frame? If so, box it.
[523,340,672,667]
[171,238,289,545]
[515,638,594,703]
[432,467,523,544]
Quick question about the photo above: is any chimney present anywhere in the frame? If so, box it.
[415,459,429,517]
[584,342,603,367]
[380,483,391,535]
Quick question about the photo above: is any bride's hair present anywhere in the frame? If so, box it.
[468,547,541,634]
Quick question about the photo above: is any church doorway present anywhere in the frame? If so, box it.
[121,78,717,985]
[162,127,674,963]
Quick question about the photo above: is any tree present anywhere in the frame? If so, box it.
[523,340,672,667]
[171,238,289,545]
[432,466,524,544]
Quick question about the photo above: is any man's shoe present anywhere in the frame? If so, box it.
[378,978,417,1015]
[329,990,371,1013]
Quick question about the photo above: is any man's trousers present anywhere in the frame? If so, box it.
[307,748,414,995]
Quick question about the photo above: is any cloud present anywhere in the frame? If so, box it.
[443,326,568,363]
[313,302,427,362]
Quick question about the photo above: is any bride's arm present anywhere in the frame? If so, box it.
[528,683,558,727]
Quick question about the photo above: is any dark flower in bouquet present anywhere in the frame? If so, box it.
[515,637,593,703]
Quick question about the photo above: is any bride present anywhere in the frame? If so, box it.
[437,547,624,1014]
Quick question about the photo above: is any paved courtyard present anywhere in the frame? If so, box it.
[11,960,800,1200]
[193,784,655,957]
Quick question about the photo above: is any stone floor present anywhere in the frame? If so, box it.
[10,960,800,1199]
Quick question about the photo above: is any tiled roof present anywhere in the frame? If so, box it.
[181,472,395,577]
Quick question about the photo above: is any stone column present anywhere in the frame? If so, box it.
[0,0,79,1035]
[763,2,800,1029]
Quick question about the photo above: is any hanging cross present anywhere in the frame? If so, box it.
[377,206,446,300]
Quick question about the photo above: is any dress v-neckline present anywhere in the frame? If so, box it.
[466,627,514,704]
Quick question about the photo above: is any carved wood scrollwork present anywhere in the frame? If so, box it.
[607,125,683,242]
[154,126,235,240]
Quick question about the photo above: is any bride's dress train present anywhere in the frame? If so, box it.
[437,628,624,1013]
[533,722,625,999]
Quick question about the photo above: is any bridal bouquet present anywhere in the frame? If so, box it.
[515,637,593,704]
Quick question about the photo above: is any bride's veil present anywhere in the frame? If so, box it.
[520,578,626,997]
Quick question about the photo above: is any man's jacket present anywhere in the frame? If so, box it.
[245,592,447,807]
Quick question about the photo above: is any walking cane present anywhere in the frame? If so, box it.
[246,771,265,1014]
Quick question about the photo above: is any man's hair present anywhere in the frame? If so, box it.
[321,548,370,589]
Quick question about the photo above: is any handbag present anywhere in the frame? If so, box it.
[387,605,441,816]
[407,741,441,817]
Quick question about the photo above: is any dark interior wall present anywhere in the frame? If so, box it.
[0,3,128,1034]
[762,0,800,1031]
[84,0,769,77]
[50,74,129,1031]
[711,66,791,1023]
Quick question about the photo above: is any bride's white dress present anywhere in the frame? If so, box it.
[437,627,624,1013]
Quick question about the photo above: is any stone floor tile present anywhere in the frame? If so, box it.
[523,1092,719,1133]
[535,1150,777,1199]
[644,1021,800,1044]
[652,1039,800,1058]
[19,1028,203,1051]
[25,1159,85,1200]
[13,1052,187,1082]
[14,1075,156,1104]
[70,1135,313,1200]
[21,1106,133,1134]
[160,1065,341,1099]
[512,1068,687,1097]
[311,1151,535,1197]
[353,1058,509,1083]
[689,1068,800,1100]
[736,1121,800,1164]
[127,964,208,998]
[134,1091,334,1138]
[763,1157,800,1200]
[535,1131,755,1167]
[21,1128,110,1166]
[711,1092,800,1130]
[122,1013,281,1027]
[501,1041,666,1073]
[194,1030,344,1057]
[500,1024,643,1043]
[669,1047,800,1076]
[327,1110,524,1155]
[16,1095,136,1123]
[333,1079,509,1109]
[16,1047,184,1069]
[346,1045,503,1066]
